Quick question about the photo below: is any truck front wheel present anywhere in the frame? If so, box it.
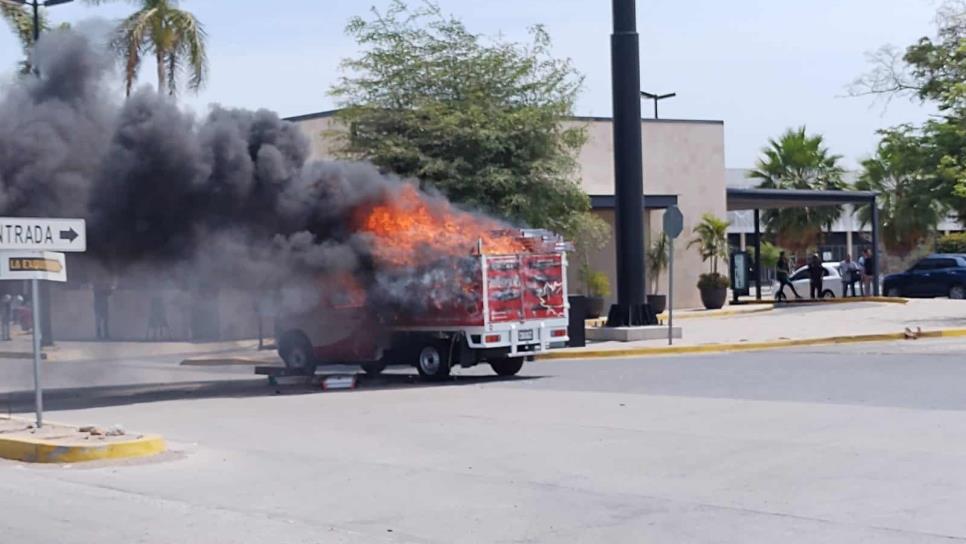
[490,357,524,376]
[416,343,451,380]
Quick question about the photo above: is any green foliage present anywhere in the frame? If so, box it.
[935,232,966,253]
[2,3,49,73]
[569,213,611,294]
[748,127,846,253]
[87,0,209,96]
[583,270,611,298]
[331,1,589,233]
[759,241,780,270]
[688,213,730,277]
[647,232,669,293]
[852,2,966,220]
[697,272,730,290]
[855,127,946,256]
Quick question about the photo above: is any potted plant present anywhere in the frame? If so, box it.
[688,213,731,309]
[568,213,612,318]
[582,269,611,318]
[646,233,669,314]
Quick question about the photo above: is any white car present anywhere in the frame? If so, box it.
[775,263,859,300]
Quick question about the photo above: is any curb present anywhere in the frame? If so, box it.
[180,357,277,367]
[0,431,166,464]
[0,351,47,360]
[657,305,775,321]
[776,296,908,306]
[537,327,966,361]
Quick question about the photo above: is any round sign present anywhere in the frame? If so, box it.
[663,205,684,239]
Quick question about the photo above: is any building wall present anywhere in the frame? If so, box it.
[291,113,727,310]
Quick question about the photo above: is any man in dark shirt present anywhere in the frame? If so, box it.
[808,254,824,299]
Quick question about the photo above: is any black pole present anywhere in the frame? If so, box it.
[753,209,762,301]
[32,1,39,42]
[653,99,659,119]
[871,195,880,296]
[607,0,651,327]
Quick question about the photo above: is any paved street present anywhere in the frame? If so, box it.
[3,339,966,542]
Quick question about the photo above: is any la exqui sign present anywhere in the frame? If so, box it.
[0,251,67,282]
[0,217,86,252]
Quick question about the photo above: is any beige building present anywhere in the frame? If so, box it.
[288,111,727,310]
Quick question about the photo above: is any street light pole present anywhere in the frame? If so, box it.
[640,91,677,119]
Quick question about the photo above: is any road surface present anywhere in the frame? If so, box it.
[3,339,966,543]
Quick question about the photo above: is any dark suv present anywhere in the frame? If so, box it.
[883,254,966,299]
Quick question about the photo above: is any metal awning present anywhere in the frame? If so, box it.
[727,188,876,211]
[590,194,678,210]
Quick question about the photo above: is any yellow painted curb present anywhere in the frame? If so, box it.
[180,357,271,366]
[777,296,909,305]
[0,432,166,464]
[537,327,966,361]
[657,305,775,321]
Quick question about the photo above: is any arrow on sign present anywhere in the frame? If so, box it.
[59,228,79,242]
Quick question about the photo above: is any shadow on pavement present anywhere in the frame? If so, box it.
[0,372,543,413]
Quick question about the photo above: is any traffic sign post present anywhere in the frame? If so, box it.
[663,206,684,346]
[0,216,83,429]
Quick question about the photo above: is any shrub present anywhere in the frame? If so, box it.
[697,273,730,290]
[935,232,966,254]
[584,270,611,297]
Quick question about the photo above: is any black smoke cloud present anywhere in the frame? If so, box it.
[0,27,438,310]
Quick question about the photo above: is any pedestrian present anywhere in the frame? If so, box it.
[839,254,859,297]
[146,294,170,340]
[0,294,11,341]
[775,251,802,301]
[93,281,114,340]
[860,248,875,296]
[808,253,825,299]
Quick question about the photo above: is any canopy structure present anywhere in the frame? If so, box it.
[726,188,881,298]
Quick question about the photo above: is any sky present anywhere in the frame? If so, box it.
[0,0,944,169]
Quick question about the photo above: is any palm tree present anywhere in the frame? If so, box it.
[1,2,47,72]
[856,127,945,257]
[88,0,208,96]
[688,213,730,277]
[748,127,846,254]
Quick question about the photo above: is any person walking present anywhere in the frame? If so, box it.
[860,248,875,296]
[808,253,825,299]
[93,280,114,340]
[839,254,859,297]
[775,251,802,301]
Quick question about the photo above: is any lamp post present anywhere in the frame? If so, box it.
[640,91,676,119]
[609,0,655,326]
[2,0,74,346]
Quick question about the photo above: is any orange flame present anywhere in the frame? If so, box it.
[354,184,527,267]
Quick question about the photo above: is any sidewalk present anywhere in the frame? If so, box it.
[557,298,966,356]
[0,332,268,363]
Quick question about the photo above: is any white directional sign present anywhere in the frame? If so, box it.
[0,251,67,282]
[0,217,86,252]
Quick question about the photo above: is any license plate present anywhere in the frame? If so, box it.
[518,329,534,341]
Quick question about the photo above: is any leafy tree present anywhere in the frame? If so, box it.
[646,232,669,294]
[855,127,946,256]
[87,0,208,96]
[851,1,966,219]
[570,212,611,295]
[748,127,846,253]
[331,1,589,235]
[759,241,780,270]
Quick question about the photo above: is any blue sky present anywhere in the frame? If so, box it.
[0,0,941,168]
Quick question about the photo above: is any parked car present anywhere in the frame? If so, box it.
[883,254,966,299]
[775,263,846,300]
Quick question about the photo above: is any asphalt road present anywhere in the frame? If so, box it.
[3,339,966,543]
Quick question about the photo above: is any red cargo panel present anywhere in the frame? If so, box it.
[486,253,564,323]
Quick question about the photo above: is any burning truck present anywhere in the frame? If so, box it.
[273,185,571,379]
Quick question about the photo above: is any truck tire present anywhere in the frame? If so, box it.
[490,357,524,376]
[416,342,451,380]
[278,331,317,374]
[362,362,386,376]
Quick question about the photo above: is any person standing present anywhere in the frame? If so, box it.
[860,248,875,296]
[93,281,114,340]
[839,254,859,297]
[775,251,802,301]
[808,253,825,299]
[0,294,11,341]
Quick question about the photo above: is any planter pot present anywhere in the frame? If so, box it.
[699,286,727,310]
[586,296,605,319]
[646,294,667,315]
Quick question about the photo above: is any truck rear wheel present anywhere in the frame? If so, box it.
[490,357,524,376]
[416,342,451,380]
[279,332,317,374]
